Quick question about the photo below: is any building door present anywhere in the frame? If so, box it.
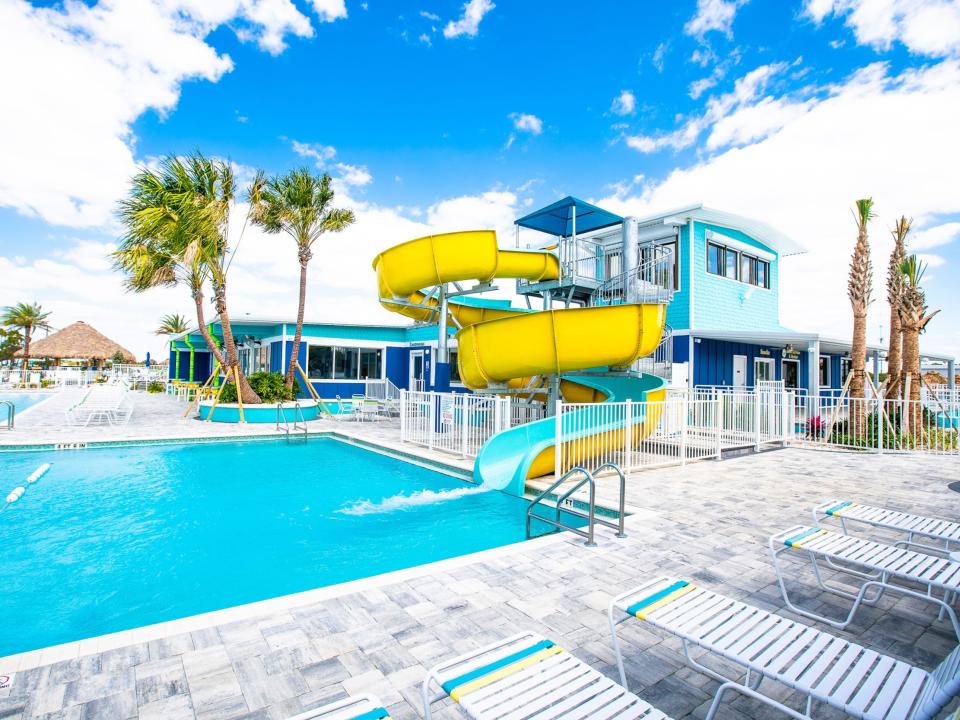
[782,359,800,390]
[409,350,426,392]
[754,358,775,383]
[733,355,748,388]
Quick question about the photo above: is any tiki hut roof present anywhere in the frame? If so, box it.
[15,321,136,362]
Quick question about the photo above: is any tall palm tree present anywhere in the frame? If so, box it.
[884,217,909,399]
[1,302,52,382]
[156,313,190,336]
[248,168,356,389]
[898,255,939,408]
[847,198,874,436]
[114,153,261,403]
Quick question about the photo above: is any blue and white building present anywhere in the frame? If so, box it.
[168,197,956,398]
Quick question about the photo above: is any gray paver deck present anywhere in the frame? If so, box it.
[1,390,958,719]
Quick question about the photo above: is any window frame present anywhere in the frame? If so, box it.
[307,343,385,382]
[706,241,771,289]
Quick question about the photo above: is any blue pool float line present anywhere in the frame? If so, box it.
[2,463,51,509]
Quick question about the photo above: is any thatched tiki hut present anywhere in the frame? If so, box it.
[15,321,136,367]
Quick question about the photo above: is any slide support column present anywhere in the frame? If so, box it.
[434,284,451,393]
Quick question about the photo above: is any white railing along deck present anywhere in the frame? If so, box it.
[400,390,510,458]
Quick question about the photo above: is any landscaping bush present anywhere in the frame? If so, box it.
[146,380,165,394]
[217,372,295,404]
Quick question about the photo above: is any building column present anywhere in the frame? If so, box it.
[871,350,880,387]
[808,340,820,396]
[688,335,696,390]
[949,358,956,389]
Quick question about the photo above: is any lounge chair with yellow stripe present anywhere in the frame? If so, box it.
[815,500,960,557]
[608,576,960,720]
[287,693,389,720]
[421,631,670,719]
[771,525,960,640]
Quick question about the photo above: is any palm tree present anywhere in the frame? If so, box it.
[248,168,355,389]
[114,153,260,403]
[898,255,939,409]
[1,302,52,382]
[847,198,874,436]
[884,217,909,399]
[156,313,191,336]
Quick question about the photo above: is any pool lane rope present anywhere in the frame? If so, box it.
[2,463,51,510]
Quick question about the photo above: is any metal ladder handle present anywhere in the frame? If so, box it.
[0,400,14,430]
[526,466,596,546]
[592,462,627,538]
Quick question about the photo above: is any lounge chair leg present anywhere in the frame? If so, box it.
[706,681,811,720]
[608,604,629,689]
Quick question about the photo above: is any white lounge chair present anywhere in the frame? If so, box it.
[286,693,389,720]
[422,631,670,719]
[609,576,960,720]
[64,388,134,426]
[815,500,960,556]
[770,526,960,640]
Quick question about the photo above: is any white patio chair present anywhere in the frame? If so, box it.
[422,631,670,720]
[815,500,960,557]
[609,576,960,720]
[285,693,388,720]
[770,525,960,641]
[28,371,41,388]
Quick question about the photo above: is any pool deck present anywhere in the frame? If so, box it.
[1,390,959,719]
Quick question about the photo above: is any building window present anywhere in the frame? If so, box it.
[754,357,774,382]
[448,349,462,383]
[819,356,831,387]
[307,346,333,379]
[840,357,852,384]
[358,348,382,380]
[707,241,770,289]
[256,344,270,374]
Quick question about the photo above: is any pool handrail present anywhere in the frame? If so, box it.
[0,399,13,430]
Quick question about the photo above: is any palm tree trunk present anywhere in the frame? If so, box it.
[901,319,921,435]
[886,306,902,399]
[192,291,227,369]
[286,260,309,390]
[213,282,261,404]
[850,312,867,435]
[20,325,31,385]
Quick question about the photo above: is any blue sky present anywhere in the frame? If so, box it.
[1,0,959,359]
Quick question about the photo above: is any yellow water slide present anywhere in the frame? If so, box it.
[372,230,667,493]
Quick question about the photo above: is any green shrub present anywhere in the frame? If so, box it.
[217,372,294,404]
[146,380,165,394]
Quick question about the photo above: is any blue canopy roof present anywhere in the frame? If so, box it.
[515,196,623,237]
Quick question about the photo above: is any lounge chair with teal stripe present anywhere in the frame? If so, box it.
[608,576,960,720]
[421,631,670,719]
[770,525,960,640]
[287,694,389,720]
[814,500,960,556]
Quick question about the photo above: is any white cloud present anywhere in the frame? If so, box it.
[443,0,495,38]
[420,10,441,21]
[685,0,748,39]
[910,221,960,250]
[917,252,946,268]
[0,0,332,229]
[291,140,338,164]
[627,61,792,153]
[334,163,373,189]
[601,59,960,357]
[705,95,814,149]
[652,42,668,72]
[309,0,348,22]
[807,0,960,57]
[610,90,637,116]
[509,113,543,135]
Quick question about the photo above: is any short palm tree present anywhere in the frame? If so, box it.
[114,153,261,403]
[847,198,874,436]
[156,313,190,336]
[898,255,939,410]
[1,302,52,383]
[248,168,356,389]
[884,217,909,399]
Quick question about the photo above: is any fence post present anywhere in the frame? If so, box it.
[554,401,563,477]
[428,392,436,451]
[877,395,884,455]
[461,394,470,458]
[681,395,689,466]
[754,389,761,451]
[399,389,407,443]
[624,399,633,473]
[715,396,722,459]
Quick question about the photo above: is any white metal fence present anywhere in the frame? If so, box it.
[399,390,510,458]
[796,395,959,454]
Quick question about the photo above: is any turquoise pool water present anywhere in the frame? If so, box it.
[0,392,49,415]
[0,438,570,656]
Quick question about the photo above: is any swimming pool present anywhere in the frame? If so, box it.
[0,438,573,656]
[0,391,50,416]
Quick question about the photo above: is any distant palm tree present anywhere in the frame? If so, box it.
[114,153,261,403]
[248,168,355,389]
[884,217,909,399]
[847,199,874,436]
[1,302,52,382]
[898,255,939,410]
[156,313,190,336]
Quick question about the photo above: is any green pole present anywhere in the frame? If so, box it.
[184,335,195,382]
[172,341,181,379]
[208,323,221,387]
